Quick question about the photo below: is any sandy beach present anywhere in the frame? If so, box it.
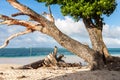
[0,55,86,65]
[0,56,120,80]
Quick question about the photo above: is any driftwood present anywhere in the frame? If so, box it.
[13,46,81,69]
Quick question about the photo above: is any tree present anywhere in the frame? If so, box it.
[0,0,119,70]
[36,0,118,67]
[37,0,117,58]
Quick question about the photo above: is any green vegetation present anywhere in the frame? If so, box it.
[37,0,116,21]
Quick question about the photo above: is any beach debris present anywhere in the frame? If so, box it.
[17,75,28,79]
[13,46,82,69]
[0,72,3,75]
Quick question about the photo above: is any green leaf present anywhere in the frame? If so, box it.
[36,0,117,21]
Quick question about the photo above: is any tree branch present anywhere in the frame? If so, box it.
[93,15,103,31]
[48,5,54,22]
[0,29,32,48]
[0,14,44,32]
[83,18,96,28]
[11,12,26,17]
[7,0,51,26]
[12,12,35,21]
[42,8,54,22]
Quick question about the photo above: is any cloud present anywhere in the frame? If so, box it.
[55,17,120,48]
[103,25,120,48]
[103,38,120,48]
[103,24,120,38]
[0,26,25,43]
[0,16,120,48]
[55,16,90,45]
[55,16,88,37]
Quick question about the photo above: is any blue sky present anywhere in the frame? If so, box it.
[0,0,120,48]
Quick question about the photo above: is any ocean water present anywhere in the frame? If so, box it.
[0,48,120,57]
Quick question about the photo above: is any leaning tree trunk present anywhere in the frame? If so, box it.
[42,24,105,70]
[87,27,110,58]
[1,0,106,70]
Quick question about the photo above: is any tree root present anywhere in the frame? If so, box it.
[105,56,120,71]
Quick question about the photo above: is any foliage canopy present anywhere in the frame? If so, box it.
[37,0,117,21]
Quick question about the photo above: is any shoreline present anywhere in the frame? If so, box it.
[0,55,86,65]
[0,55,119,65]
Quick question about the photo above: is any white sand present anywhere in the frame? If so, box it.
[0,55,86,65]
[0,64,90,80]
[0,55,120,80]
[0,64,119,80]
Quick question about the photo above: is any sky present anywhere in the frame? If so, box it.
[0,0,120,48]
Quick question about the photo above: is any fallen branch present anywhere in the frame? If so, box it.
[13,46,81,69]
[0,29,32,49]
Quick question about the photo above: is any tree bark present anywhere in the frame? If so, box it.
[83,18,111,63]
[42,25,105,70]
[3,0,106,70]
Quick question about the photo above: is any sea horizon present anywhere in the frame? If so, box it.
[0,48,120,58]
[0,48,119,65]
